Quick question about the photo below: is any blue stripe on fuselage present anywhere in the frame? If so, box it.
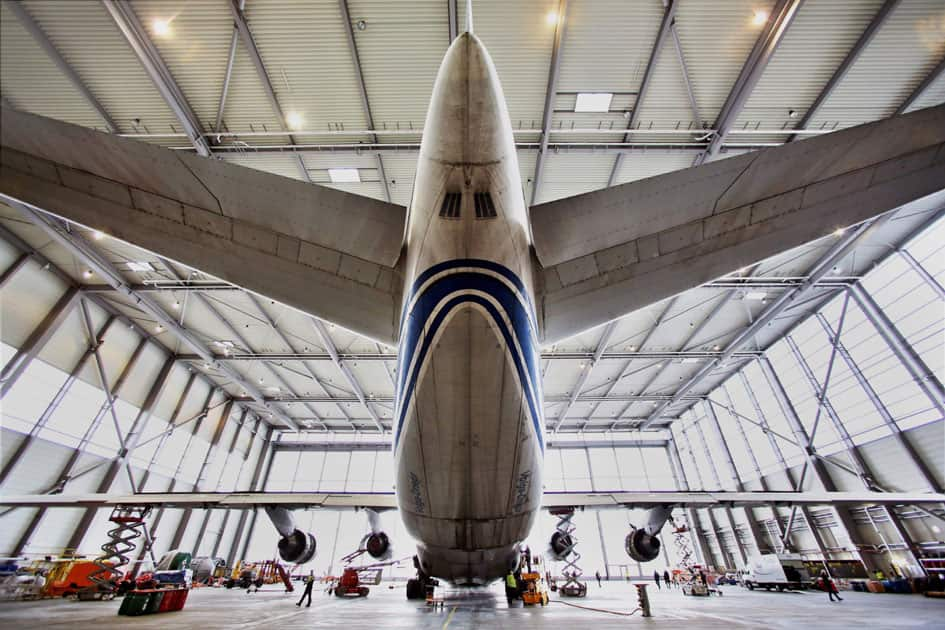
[395,264,543,452]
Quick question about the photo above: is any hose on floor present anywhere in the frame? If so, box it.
[552,599,641,617]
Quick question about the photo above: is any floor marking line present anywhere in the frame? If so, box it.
[442,605,457,629]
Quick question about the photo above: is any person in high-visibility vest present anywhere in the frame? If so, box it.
[505,572,518,603]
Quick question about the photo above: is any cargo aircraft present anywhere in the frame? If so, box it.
[2,5,944,597]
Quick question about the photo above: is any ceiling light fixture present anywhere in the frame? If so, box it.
[286,111,304,130]
[82,270,93,279]
[834,228,845,236]
[92,230,105,240]
[328,168,361,183]
[752,10,768,26]
[155,325,164,333]
[172,301,181,309]
[127,261,154,272]
[745,291,767,301]
[153,18,172,37]
[546,10,559,26]
[574,93,613,113]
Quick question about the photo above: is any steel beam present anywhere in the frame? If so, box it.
[448,0,459,42]
[214,0,245,133]
[898,248,945,300]
[789,0,900,141]
[847,283,945,413]
[815,312,943,493]
[310,319,384,432]
[895,54,945,115]
[552,321,617,432]
[670,21,700,125]
[0,285,80,398]
[788,329,928,573]
[226,0,310,182]
[210,414,257,559]
[0,253,30,290]
[339,0,392,203]
[529,0,568,205]
[167,388,219,551]
[0,315,116,486]
[8,1,120,133]
[158,261,299,431]
[758,357,869,564]
[176,349,762,363]
[63,354,175,553]
[13,203,294,429]
[607,0,676,186]
[102,0,211,156]
[676,427,729,568]
[642,215,887,429]
[189,401,237,555]
[694,0,804,165]
[666,438,714,568]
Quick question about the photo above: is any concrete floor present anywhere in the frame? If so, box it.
[0,581,941,629]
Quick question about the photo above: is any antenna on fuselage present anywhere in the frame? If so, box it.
[465,0,474,33]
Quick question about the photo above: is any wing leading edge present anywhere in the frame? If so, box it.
[530,104,945,343]
[2,490,941,510]
[0,107,407,345]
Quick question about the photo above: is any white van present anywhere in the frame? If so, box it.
[743,554,814,591]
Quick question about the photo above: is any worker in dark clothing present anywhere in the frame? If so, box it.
[663,570,671,588]
[296,571,315,607]
[595,571,602,587]
[699,570,707,585]
[820,569,842,602]
[653,570,661,590]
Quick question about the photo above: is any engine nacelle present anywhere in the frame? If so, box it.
[624,527,661,563]
[277,529,317,564]
[364,532,391,560]
[549,531,574,561]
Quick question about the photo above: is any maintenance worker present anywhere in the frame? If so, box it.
[296,571,315,607]
[596,571,602,588]
[505,571,518,603]
[663,569,671,589]
[653,570,661,590]
[820,569,843,602]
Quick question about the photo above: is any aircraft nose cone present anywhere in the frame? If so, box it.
[421,32,513,164]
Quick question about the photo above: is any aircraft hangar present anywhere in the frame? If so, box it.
[0,0,943,627]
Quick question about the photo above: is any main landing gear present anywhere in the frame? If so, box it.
[406,555,438,600]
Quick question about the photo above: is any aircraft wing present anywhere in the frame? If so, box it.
[530,104,945,343]
[0,107,406,345]
[2,490,941,511]
[541,490,945,510]
[0,491,398,510]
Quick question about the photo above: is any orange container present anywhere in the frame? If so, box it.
[45,561,114,597]
[867,580,885,593]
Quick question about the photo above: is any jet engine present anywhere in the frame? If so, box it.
[548,530,574,561]
[278,529,318,564]
[624,527,661,563]
[361,509,392,560]
[264,506,317,564]
[624,506,673,563]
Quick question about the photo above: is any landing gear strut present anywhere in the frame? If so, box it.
[406,555,438,600]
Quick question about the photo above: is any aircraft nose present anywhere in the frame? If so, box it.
[422,32,513,164]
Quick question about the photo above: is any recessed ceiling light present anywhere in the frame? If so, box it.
[328,168,360,183]
[172,301,181,309]
[153,18,172,37]
[155,324,164,333]
[92,230,105,240]
[575,93,613,113]
[286,111,304,130]
[833,228,845,236]
[546,10,559,25]
[127,261,154,272]
[82,270,93,279]
[682,358,700,364]
[713,345,721,351]
[752,10,768,26]
[746,291,767,301]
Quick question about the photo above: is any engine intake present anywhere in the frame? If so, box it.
[549,531,574,561]
[365,532,390,559]
[277,529,317,564]
[625,528,660,563]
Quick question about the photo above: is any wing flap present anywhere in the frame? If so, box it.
[531,105,945,343]
[0,107,406,344]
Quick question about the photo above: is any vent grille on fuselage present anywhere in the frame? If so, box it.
[439,192,462,219]
[474,192,497,219]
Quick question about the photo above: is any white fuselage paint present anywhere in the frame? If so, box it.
[393,33,543,585]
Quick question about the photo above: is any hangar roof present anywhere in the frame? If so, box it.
[1,0,943,435]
